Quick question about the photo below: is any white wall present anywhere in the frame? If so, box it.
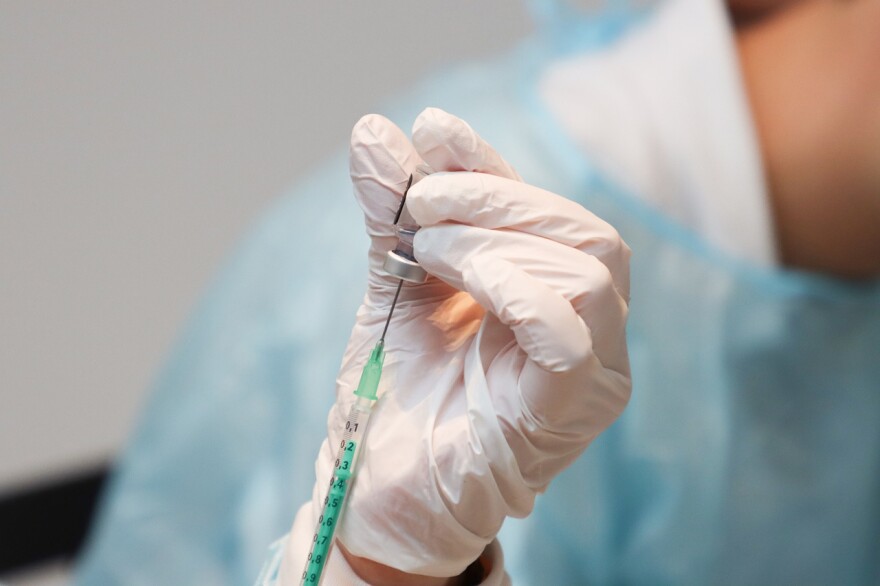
[0,1,531,492]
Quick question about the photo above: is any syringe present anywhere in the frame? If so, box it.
[299,335,388,585]
[300,166,431,585]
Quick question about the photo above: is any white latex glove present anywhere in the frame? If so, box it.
[284,107,631,582]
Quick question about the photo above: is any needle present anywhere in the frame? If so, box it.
[379,280,403,343]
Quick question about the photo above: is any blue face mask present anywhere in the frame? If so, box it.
[75,4,880,585]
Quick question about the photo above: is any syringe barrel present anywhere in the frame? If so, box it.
[301,398,375,585]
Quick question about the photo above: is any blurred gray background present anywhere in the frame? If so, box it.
[0,2,531,582]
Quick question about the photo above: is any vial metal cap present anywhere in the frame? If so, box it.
[384,250,428,283]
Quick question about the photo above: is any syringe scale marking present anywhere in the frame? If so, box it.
[303,441,358,583]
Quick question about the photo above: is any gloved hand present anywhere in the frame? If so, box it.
[285,107,631,582]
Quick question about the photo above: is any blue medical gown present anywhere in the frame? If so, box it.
[74,27,880,586]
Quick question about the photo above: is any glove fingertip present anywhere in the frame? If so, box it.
[349,114,420,220]
[412,108,522,182]
[412,107,479,171]
[349,114,416,179]
[351,113,407,148]
[411,107,459,141]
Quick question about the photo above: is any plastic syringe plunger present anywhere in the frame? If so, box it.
[384,164,433,283]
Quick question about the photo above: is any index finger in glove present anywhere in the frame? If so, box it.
[411,107,521,181]
[416,223,629,376]
[407,172,631,300]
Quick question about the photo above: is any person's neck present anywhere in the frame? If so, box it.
[736,0,880,280]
